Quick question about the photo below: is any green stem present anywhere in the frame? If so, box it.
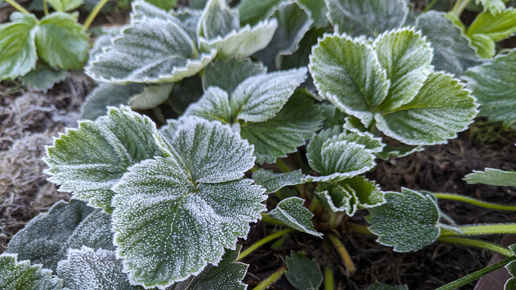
[436,256,516,290]
[433,193,516,211]
[450,0,472,18]
[346,223,374,235]
[276,159,291,173]
[440,224,516,237]
[238,228,295,261]
[437,237,513,257]
[324,266,334,290]
[83,0,110,30]
[260,213,285,226]
[252,265,286,290]
[43,0,49,15]
[423,0,439,12]
[326,232,356,275]
[4,0,32,15]
[328,212,344,229]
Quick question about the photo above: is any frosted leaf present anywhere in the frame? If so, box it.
[365,282,408,290]
[0,254,64,290]
[330,128,385,154]
[130,0,179,23]
[284,251,322,290]
[298,0,328,29]
[464,168,516,187]
[237,0,281,26]
[172,9,203,41]
[112,157,265,287]
[506,261,516,290]
[366,188,441,252]
[89,28,121,60]
[7,200,114,271]
[373,28,433,111]
[415,11,482,75]
[466,9,516,58]
[375,72,478,145]
[254,1,313,70]
[81,83,145,120]
[169,246,247,290]
[199,19,278,58]
[252,169,305,193]
[309,34,389,127]
[269,197,323,237]
[320,103,349,130]
[325,0,409,37]
[85,18,216,84]
[57,247,140,290]
[475,0,505,14]
[128,83,174,110]
[46,106,164,211]
[239,93,323,163]
[230,67,307,123]
[183,87,232,124]
[20,63,68,92]
[198,0,240,40]
[202,57,266,94]
[464,49,516,128]
[375,145,424,160]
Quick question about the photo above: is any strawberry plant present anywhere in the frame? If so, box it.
[3,0,516,289]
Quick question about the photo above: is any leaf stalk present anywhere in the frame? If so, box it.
[450,0,472,18]
[324,266,334,290]
[237,228,295,261]
[433,193,516,211]
[252,265,286,290]
[4,0,31,15]
[326,232,356,275]
[441,224,516,237]
[83,0,110,30]
[437,236,513,257]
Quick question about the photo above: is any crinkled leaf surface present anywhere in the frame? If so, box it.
[237,0,282,26]
[464,49,516,128]
[35,12,89,70]
[129,83,174,110]
[366,188,441,252]
[464,168,516,187]
[169,246,247,290]
[325,0,409,37]
[269,197,322,237]
[57,247,140,290]
[20,63,68,92]
[284,251,322,290]
[252,169,305,193]
[198,0,239,40]
[475,0,505,14]
[0,13,37,79]
[112,117,265,287]
[467,9,516,58]
[365,282,408,290]
[7,200,114,271]
[202,57,266,94]
[0,254,63,290]
[415,11,482,75]
[81,83,145,120]
[46,106,164,211]
[183,86,232,123]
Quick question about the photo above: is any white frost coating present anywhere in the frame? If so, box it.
[252,169,306,193]
[464,168,516,187]
[0,254,64,289]
[183,87,232,124]
[130,0,180,23]
[201,57,267,94]
[269,197,323,238]
[198,0,240,40]
[475,0,505,14]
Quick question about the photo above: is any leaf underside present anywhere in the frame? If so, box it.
[269,197,323,237]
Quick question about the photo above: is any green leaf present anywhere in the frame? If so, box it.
[172,9,203,41]
[252,169,305,193]
[375,145,423,160]
[0,254,64,290]
[0,13,38,79]
[86,18,215,84]
[112,119,265,287]
[269,197,323,237]
[254,1,313,70]
[464,168,516,187]
[145,0,177,10]
[131,0,179,22]
[470,33,495,59]
[475,0,505,14]
[415,11,482,75]
[184,86,232,124]
[7,200,113,271]
[325,0,409,37]
[57,247,141,290]
[366,188,441,252]
[35,12,89,70]
[202,57,266,94]
[128,83,174,110]
[284,251,322,290]
[169,246,248,290]
[198,0,240,39]
[506,261,516,290]
[365,282,408,290]
[467,9,516,58]
[239,92,323,164]
[465,49,516,127]
[20,63,68,91]
[309,34,389,127]
[46,107,165,211]
[47,0,83,12]
[298,0,328,28]
[237,0,282,26]
[231,67,307,123]
[81,83,145,120]
[375,72,478,145]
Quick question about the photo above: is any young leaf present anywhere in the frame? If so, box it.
[47,0,83,12]
[7,200,114,271]
[237,0,282,26]
[475,0,505,15]
[0,254,64,290]
[464,168,516,187]
[183,86,232,124]
[198,0,240,40]
[46,106,165,211]
[57,247,140,290]
[20,63,68,92]
[252,169,305,193]
[169,246,248,290]
[0,13,38,79]
[415,11,482,76]
[268,197,323,237]
[325,0,409,37]
[467,9,516,58]
[464,49,516,128]
[81,83,145,120]
[366,188,441,252]
[201,57,266,94]
[284,251,323,290]
[35,12,89,70]
[128,83,174,110]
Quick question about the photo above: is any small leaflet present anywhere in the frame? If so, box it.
[57,247,140,290]
[7,200,114,271]
[198,0,240,40]
[366,188,441,252]
[0,254,64,290]
[202,57,267,94]
[81,83,145,120]
[268,197,323,237]
[252,169,305,193]
[183,86,232,124]
[284,251,323,290]
[466,9,516,58]
[464,168,516,187]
